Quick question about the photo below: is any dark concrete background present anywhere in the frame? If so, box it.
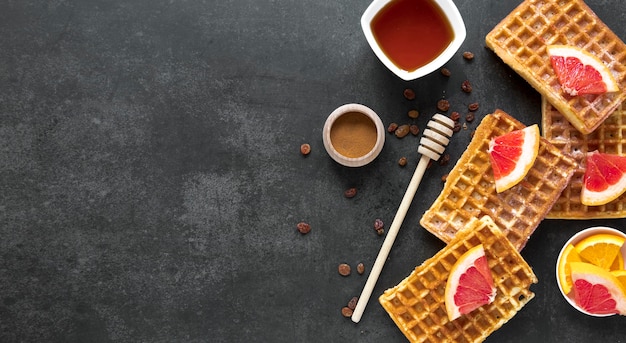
[2,0,626,342]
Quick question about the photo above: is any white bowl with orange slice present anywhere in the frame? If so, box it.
[556,226,626,317]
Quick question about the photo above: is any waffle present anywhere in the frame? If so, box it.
[485,0,626,134]
[420,109,576,251]
[379,216,537,343]
[542,97,626,218]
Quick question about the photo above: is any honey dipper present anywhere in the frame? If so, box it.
[351,113,455,323]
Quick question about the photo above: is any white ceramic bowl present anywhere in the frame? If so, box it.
[322,104,385,167]
[556,226,626,317]
[361,0,466,81]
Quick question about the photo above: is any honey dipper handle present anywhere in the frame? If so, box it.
[351,154,431,323]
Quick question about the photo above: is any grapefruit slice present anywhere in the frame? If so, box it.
[557,243,582,295]
[581,151,626,206]
[574,233,626,271]
[570,262,626,315]
[487,124,540,193]
[547,45,619,96]
[444,244,496,321]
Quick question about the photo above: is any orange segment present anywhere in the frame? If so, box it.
[610,252,624,271]
[487,124,540,193]
[581,151,626,206]
[557,244,582,295]
[547,45,619,96]
[444,244,496,321]
[574,233,626,271]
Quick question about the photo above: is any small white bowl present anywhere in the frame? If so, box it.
[361,0,466,81]
[322,104,385,167]
[556,226,626,317]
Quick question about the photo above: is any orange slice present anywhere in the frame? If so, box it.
[557,243,582,295]
[574,233,626,271]
[487,124,540,193]
[570,262,626,315]
[611,252,625,271]
[547,45,619,96]
[444,244,496,321]
[581,151,626,206]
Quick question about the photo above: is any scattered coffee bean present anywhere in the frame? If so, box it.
[395,124,410,138]
[407,109,419,119]
[387,122,398,133]
[453,122,462,132]
[450,111,460,121]
[376,228,385,236]
[409,124,419,136]
[357,263,365,275]
[348,297,359,310]
[341,307,353,318]
[463,51,475,60]
[468,102,479,111]
[441,173,449,182]
[344,187,357,198]
[403,88,416,100]
[465,112,475,122]
[439,153,450,166]
[300,143,311,155]
[461,80,472,93]
[338,263,351,276]
[398,156,407,166]
[440,67,451,76]
[437,99,450,112]
[297,222,311,235]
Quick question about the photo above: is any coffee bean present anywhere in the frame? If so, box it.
[348,297,358,310]
[407,109,419,119]
[461,80,472,93]
[387,122,398,133]
[463,51,475,60]
[468,102,479,111]
[466,112,475,122]
[300,143,311,155]
[344,187,357,198]
[437,99,450,112]
[441,67,451,76]
[398,157,407,167]
[403,88,416,100]
[357,263,365,275]
[341,307,353,318]
[409,125,419,136]
[395,124,410,138]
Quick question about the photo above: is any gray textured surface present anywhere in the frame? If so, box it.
[2,0,626,342]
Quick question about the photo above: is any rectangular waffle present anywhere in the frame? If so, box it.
[379,216,537,343]
[420,109,576,251]
[542,97,626,218]
[485,0,626,134]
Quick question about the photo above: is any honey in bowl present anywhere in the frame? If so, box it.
[371,0,454,72]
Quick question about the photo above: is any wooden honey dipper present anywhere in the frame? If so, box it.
[351,113,455,323]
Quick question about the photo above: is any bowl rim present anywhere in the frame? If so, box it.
[556,226,626,317]
[322,103,385,167]
[360,0,467,81]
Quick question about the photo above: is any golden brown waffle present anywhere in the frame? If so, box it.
[379,216,537,343]
[420,109,576,251]
[542,97,626,218]
[485,0,626,134]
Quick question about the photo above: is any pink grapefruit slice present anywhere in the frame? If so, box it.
[547,45,619,97]
[444,244,496,321]
[581,151,626,206]
[487,124,540,193]
[570,261,626,315]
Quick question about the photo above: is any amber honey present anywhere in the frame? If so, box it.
[371,0,454,72]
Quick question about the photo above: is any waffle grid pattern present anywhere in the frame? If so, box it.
[380,216,537,343]
[543,98,626,218]
[420,110,577,251]
[486,0,626,134]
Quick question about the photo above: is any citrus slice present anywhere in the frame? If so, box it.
[444,244,496,321]
[570,262,626,315]
[547,45,619,96]
[487,124,540,193]
[610,251,624,271]
[557,243,582,295]
[574,233,626,271]
[581,151,626,206]
[611,270,626,293]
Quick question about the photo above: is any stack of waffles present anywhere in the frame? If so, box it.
[485,0,626,219]
[379,216,537,343]
[420,109,577,251]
